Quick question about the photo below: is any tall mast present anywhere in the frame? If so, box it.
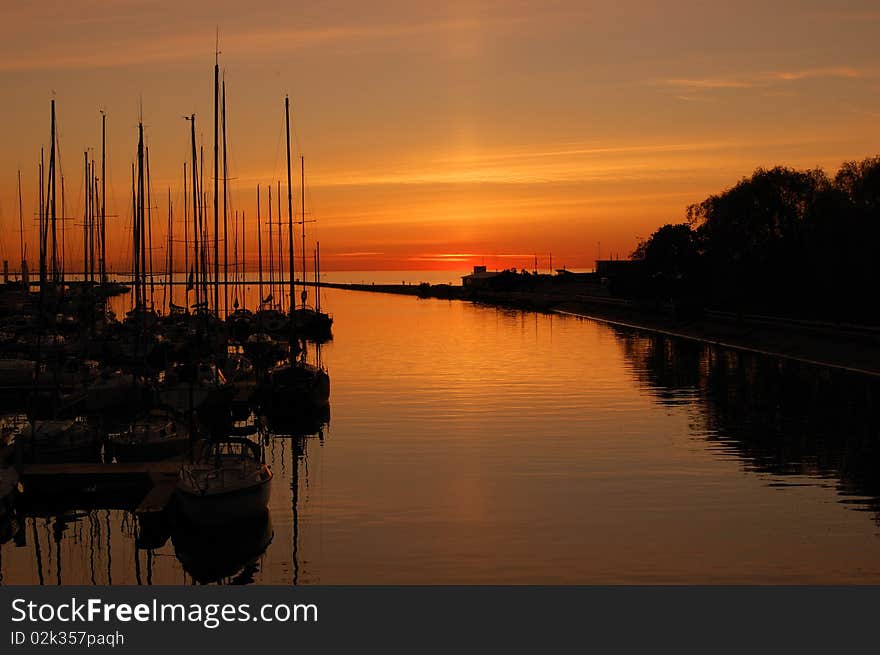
[146,147,154,307]
[241,210,246,309]
[316,241,321,313]
[167,188,173,311]
[276,179,282,311]
[100,111,106,283]
[232,210,238,305]
[183,161,188,303]
[83,153,89,281]
[17,170,24,273]
[86,162,91,282]
[131,163,137,308]
[90,169,96,336]
[222,75,229,318]
[200,146,208,305]
[268,184,273,307]
[300,155,306,309]
[137,122,146,309]
[88,156,92,282]
[60,174,66,285]
[257,185,263,312]
[39,151,44,290]
[91,166,98,283]
[188,116,199,308]
[285,96,295,314]
[213,43,220,315]
[49,99,57,285]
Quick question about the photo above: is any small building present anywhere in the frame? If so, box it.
[462,265,502,289]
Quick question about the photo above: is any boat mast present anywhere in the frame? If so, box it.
[83,153,89,283]
[38,150,44,291]
[267,184,273,307]
[89,156,93,283]
[285,96,294,314]
[167,188,173,312]
[241,210,246,308]
[316,241,321,313]
[100,111,107,283]
[17,169,25,277]
[146,147,154,307]
[183,161,188,306]
[232,210,238,307]
[213,41,220,316]
[91,158,97,284]
[276,180,282,311]
[222,75,229,318]
[60,174,66,286]
[300,155,306,309]
[49,100,57,286]
[90,171,98,331]
[188,116,199,309]
[200,145,208,306]
[257,185,263,311]
[137,122,146,309]
[131,163,137,309]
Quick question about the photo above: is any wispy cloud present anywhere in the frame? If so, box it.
[408,253,532,263]
[764,66,867,81]
[311,137,837,188]
[663,78,755,90]
[674,95,718,103]
[656,66,873,91]
[0,17,523,72]
[431,141,734,165]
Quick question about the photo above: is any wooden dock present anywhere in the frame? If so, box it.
[20,461,181,521]
[23,461,181,479]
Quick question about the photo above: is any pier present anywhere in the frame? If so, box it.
[19,461,180,519]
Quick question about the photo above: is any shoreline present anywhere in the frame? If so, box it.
[321,282,880,378]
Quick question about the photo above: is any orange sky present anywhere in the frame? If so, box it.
[1,1,879,273]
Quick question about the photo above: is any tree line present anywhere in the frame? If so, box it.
[629,156,880,323]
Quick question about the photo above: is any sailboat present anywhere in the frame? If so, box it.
[258,97,331,418]
[106,408,190,462]
[175,437,272,525]
[259,353,330,417]
[291,156,333,341]
[18,418,101,463]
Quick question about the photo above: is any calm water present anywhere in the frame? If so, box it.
[3,286,880,584]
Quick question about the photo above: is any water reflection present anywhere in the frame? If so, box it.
[613,328,880,516]
[4,288,880,584]
[0,424,322,585]
[173,510,273,585]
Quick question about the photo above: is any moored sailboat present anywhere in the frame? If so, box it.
[107,409,190,462]
[175,437,272,525]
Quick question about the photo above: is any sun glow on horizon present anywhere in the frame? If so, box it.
[1,2,879,273]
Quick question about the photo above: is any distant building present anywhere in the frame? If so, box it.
[462,265,502,289]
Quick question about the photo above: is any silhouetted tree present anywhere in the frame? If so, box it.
[631,223,703,302]
[628,157,880,322]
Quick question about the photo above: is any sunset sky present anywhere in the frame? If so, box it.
[1,0,879,273]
